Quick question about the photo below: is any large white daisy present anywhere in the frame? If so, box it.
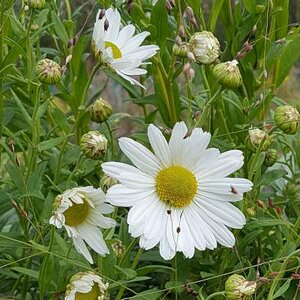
[65,271,109,300]
[92,8,159,88]
[50,186,116,263]
[102,122,253,260]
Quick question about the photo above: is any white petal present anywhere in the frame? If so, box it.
[200,178,253,195]
[169,122,188,165]
[199,213,236,247]
[118,171,155,190]
[88,212,116,229]
[73,237,93,263]
[116,70,145,88]
[195,197,246,229]
[102,161,143,180]
[106,184,154,206]
[122,32,150,53]
[119,137,161,175]
[117,24,135,49]
[104,8,121,43]
[147,124,172,167]
[77,223,109,255]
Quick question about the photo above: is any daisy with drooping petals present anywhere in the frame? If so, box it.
[102,122,253,260]
[50,186,116,263]
[65,271,109,300]
[92,8,159,88]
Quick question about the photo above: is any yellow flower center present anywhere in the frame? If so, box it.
[104,41,122,59]
[64,199,89,227]
[156,166,198,208]
[75,283,100,300]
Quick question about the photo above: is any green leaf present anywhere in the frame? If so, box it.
[273,278,292,298]
[209,0,225,31]
[150,0,169,49]
[114,265,137,280]
[37,135,72,151]
[11,267,39,280]
[131,289,163,300]
[242,0,256,14]
[51,11,69,45]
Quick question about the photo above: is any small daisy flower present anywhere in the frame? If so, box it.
[65,271,109,300]
[102,122,253,260]
[92,8,159,88]
[50,186,116,263]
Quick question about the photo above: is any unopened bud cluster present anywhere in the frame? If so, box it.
[26,0,45,9]
[36,59,61,85]
[225,274,256,300]
[248,128,272,151]
[89,98,112,123]
[212,60,242,88]
[274,105,300,135]
[80,131,108,160]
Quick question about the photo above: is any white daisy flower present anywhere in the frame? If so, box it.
[65,271,109,300]
[102,122,253,260]
[50,186,116,263]
[92,8,159,88]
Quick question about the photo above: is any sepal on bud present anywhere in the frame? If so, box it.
[88,98,113,123]
[225,274,256,300]
[80,131,108,160]
[100,175,118,193]
[274,105,300,135]
[212,60,242,88]
[36,59,61,85]
[264,149,278,167]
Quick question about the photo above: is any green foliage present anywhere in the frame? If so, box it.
[0,0,299,300]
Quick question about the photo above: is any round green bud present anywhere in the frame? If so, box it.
[36,59,61,85]
[26,0,46,10]
[264,149,278,167]
[283,181,300,201]
[189,31,220,64]
[100,174,118,193]
[88,98,112,123]
[80,131,108,160]
[248,128,272,151]
[212,60,242,88]
[225,274,256,300]
[172,43,189,58]
[274,105,300,135]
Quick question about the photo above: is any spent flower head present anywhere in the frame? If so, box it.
[65,271,109,300]
[50,186,116,263]
[225,274,256,300]
[189,31,220,64]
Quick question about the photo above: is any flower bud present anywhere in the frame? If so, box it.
[283,181,300,201]
[264,149,278,167]
[36,59,61,85]
[80,131,108,160]
[172,43,189,58]
[225,274,256,300]
[100,174,118,193]
[189,31,220,65]
[212,60,242,88]
[88,98,112,123]
[65,271,109,300]
[26,0,45,9]
[274,105,300,135]
[111,239,126,258]
[248,128,272,151]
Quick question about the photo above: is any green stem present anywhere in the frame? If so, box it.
[154,58,177,125]
[267,249,300,300]
[64,0,72,21]
[105,121,115,160]
[39,226,55,300]
[173,254,178,300]
[115,248,143,300]
[0,0,5,167]
[205,291,226,300]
